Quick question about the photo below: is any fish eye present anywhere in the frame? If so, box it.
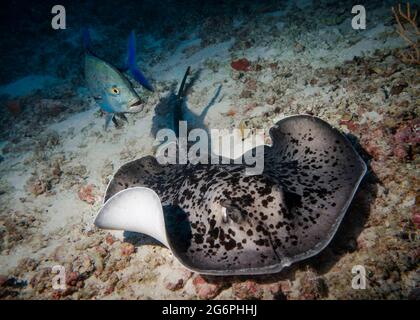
[110,86,120,95]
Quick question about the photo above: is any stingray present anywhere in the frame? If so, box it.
[94,115,367,275]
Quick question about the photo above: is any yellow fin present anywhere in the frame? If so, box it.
[239,120,246,140]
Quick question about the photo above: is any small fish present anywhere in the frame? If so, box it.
[83,29,154,129]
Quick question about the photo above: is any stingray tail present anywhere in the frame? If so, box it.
[173,67,191,137]
[177,66,191,98]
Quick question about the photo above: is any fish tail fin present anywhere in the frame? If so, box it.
[127,31,154,92]
[82,27,91,51]
[127,31,136,68]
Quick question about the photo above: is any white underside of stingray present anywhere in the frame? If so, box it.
[94,115,367,275]
[95,187,170,247]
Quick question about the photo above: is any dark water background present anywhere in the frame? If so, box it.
[0,0,387,85]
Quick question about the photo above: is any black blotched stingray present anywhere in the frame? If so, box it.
[94,115,367,275]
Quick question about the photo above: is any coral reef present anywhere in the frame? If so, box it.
[392,2,420,64]
[0,0,418,300]
[78,184,97,205]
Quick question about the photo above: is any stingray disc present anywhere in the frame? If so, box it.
[96,115,367,275]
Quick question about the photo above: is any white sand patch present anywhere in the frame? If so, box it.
[41,193,88,234]
[151,38,234,81]
[245,45,281,61]
[360,111,384,124]
[311,23,405,67]
[0,75,61,98]
[4,166,30,195]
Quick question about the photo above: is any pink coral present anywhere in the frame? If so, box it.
[120,242,135,256]
[245,78,257,91]
[231,58,251,71]
[6,100,21,116]
[105,233,115,245]
[394,119,420,145]
[0,275,8,286]
[28,178,47,196]
[412,213,420,229]
[232,280,264,300]
[78,184,96,204]
[192,275,223,299]
[66,271,80,287]
[393,119,420,160]
[412,202,420,229]
[339,119,359,132]
[163,269,192,291]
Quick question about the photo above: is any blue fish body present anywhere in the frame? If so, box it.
[83,28,154,129]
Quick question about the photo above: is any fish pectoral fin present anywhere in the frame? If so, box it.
[104,113,126,130]
[112,116,124,129]
[104,113,115,131]
[118,113,129,123]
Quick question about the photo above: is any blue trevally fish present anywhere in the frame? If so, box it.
[83,28,154,129]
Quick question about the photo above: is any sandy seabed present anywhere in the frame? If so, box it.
[0,0,418,299]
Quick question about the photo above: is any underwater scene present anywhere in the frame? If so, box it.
[0,0,419,301]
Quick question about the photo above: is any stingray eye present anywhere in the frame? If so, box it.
[110,86,120,95]
[220,201,243,224]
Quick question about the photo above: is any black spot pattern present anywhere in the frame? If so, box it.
[105,155,186,205]
[104,115,366,275]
